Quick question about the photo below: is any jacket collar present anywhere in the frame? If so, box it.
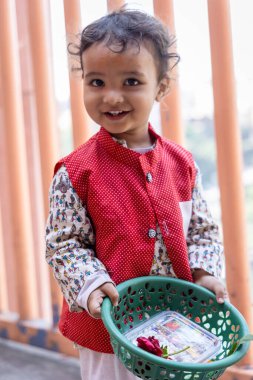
[97,124,164,168]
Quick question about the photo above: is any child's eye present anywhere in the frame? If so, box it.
[124,78,139,86]
[90,79,104,87]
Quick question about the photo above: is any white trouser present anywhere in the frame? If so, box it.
[79,347,139,380]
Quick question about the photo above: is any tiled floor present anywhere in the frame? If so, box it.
[0,338,81,380]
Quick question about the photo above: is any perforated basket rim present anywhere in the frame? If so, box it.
[102,276,250,372]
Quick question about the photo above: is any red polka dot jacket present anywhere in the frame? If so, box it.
[45,125,223,352]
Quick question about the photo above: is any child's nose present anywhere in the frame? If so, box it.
[102,90,124,105]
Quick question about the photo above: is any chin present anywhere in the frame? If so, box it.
[103,125,128,134]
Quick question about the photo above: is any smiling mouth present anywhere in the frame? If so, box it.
[104,110,130,120]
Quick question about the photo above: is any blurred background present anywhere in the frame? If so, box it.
[0,0,252,378]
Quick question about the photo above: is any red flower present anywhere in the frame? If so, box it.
[137,336,163,357]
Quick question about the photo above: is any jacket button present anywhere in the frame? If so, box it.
[148,229,156,238]
[146,172,153,183]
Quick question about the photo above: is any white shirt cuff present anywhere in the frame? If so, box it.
[76,271,115,314]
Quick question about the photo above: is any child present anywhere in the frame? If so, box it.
[45,8,227,380]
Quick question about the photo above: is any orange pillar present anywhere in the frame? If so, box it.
[27,0,59,214]
[0,49,11,314]
[153,0,184,145]
[0,207,8,313]
[107,0,125,12]
[207,0,253,365]
[16,0,52,323]
[0,71,8,313]
[0,58,18,314]
[27,0,62,322]
[63,0,91,148]
[0,0,39,319]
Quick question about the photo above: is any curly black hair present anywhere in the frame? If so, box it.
[68,8,180,81]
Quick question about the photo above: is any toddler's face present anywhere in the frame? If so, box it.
[81,42,167,146]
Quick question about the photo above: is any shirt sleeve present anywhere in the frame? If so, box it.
[187,164,224,278]
[45,165,113,312]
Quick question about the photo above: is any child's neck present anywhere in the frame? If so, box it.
[112,130,154,149]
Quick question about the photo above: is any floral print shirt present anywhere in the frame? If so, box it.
[45,146,223,313]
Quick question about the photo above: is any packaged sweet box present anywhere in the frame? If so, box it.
[124,311,222,363]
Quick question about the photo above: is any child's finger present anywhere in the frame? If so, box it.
[88,294,104,318]
[215,284,229,304]
[100,283,119,306]
[195,274,228,304]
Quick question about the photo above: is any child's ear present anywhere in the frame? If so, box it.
[156,76,170,102]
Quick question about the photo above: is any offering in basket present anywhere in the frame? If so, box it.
[125,311,222,363]
[102,276,251,380]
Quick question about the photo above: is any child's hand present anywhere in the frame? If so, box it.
[192,269,228,304]
[87,282,119,319]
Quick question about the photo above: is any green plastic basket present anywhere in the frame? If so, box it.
[102,276,250,380]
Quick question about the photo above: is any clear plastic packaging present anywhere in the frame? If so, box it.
[124,311,222,363]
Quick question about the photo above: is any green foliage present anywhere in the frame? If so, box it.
[185,117,253,189]
[185,116,253,255]
[228,334,253,356]
[185,117,218,189]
